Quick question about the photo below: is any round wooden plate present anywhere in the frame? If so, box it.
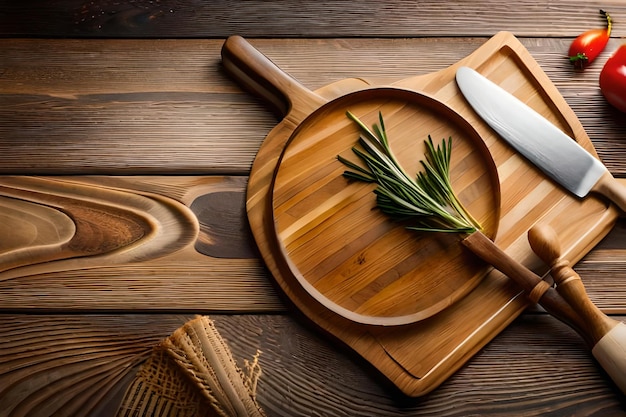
[270,88,501,325]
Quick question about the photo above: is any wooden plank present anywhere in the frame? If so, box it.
[0,314,192,417]
[1,38,625,175]
[1,1,625,38]
[0,175,283,313]
[0,174,624,313]
[223,314,626,416]
[1,313,624,416]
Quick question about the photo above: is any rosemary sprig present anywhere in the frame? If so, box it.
[337,111,481,234]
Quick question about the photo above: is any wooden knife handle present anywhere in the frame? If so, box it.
[528,224,626,393]
[221,35,324,119]
[592,171,626,214]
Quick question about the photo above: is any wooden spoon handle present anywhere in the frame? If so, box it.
[221,35,325,119]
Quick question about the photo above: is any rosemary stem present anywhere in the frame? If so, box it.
[339,111,482,235]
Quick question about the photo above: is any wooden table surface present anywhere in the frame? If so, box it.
[2,1,626,416]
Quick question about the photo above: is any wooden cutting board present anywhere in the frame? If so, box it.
[222,32,620,396]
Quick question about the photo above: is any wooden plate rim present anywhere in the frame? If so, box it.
[269,86,502,326]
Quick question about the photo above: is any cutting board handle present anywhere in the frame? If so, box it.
[221,35,325,120]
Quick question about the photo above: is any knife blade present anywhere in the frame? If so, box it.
[455,66,626,213]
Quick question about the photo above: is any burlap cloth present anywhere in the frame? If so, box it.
[116,316,266,417]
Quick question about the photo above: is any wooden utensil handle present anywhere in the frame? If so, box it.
[528,224,626,393]
[461,231,588,341]
[221,35,324,119]
[528,224,620,343]
[592,171,626,214]
[592,323,626,394]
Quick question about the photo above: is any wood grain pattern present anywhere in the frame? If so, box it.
[2,313,625,417]
[1,38,624,175]
[0,314,192,417]
[219,314,626,416]
[0,176,198,274]
[0,176,280,312]
[1,1,625,38]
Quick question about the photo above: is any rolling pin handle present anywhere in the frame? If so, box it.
[528,223,626,393]
[592,322,626,394]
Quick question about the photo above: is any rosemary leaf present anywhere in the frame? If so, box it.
[338,111,482,235]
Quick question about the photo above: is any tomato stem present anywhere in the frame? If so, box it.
[570,53,588,68]
[600,9,612,37]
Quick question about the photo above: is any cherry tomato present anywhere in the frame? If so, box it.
[569,10,612,69]
[600,44,626,113]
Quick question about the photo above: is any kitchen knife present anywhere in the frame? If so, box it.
[455,66,626,213]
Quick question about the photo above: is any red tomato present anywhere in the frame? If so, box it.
[600,44,626,113]
[569,10,612,69]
